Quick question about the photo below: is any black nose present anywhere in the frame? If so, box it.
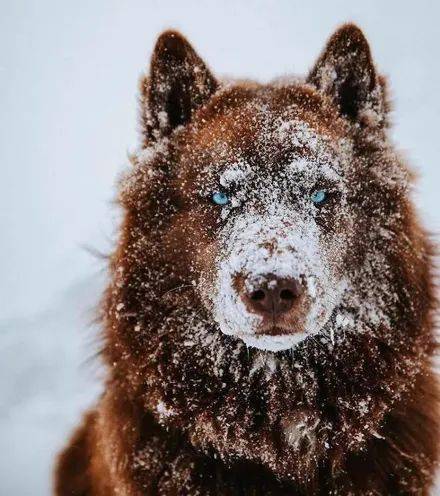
[245,277,303,319]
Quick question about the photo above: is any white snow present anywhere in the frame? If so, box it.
[241,333,309,353]
[219,160,252,188]
[156,400,175,419]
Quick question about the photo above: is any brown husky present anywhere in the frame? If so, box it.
[55,24,439,495]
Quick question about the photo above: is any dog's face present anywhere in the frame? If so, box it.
[171,95,357,351]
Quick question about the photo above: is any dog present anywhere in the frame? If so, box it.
[55,24,439,495]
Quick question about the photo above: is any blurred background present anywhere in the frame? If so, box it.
[1,1,439,494]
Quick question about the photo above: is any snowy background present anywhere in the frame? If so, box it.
[1,1,439,494]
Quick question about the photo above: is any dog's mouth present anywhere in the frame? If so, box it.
[234,318,310,352]
[256,323,305,336]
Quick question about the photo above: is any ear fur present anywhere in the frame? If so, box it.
[308,24,387,128]
[140,30,218,143]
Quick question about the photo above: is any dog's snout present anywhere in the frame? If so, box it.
[245,277,303,319]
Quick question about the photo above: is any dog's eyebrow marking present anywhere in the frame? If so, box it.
[277,118,349,182]
[276,119,329,151]
[286,157,344,183]
[219,160,253,189]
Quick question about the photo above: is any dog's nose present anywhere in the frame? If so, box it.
[245,278,303,319]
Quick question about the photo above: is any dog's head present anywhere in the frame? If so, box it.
[125,25,398,352]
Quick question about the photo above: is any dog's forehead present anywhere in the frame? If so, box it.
[180,93,351,190]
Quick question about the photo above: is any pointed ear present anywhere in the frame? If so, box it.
[307,24,387,127]
[140,31,218,142]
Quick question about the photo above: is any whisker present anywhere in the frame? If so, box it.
[162,284,194,297]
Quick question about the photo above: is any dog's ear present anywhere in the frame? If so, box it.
[307,24,386,127]
[140,30,218,142]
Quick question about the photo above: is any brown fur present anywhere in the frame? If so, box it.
[54,25,439,495]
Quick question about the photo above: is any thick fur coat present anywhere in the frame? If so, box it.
[55,25,439,495]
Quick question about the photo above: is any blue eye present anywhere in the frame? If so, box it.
[212,191,229,206]
[311,190,327,204]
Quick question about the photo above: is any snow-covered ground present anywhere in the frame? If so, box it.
[0,273,104,495]
[1,1,439,494]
